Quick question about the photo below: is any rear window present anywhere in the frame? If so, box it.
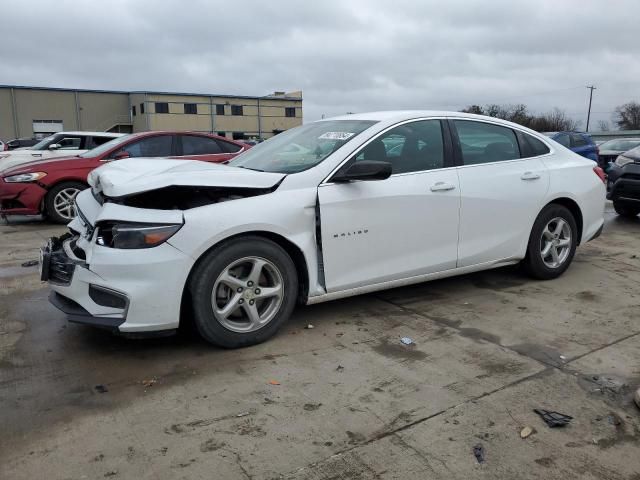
[517,131,551,158]
[570,134,589,147]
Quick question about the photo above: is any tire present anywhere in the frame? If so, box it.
[45,181,87,224]
[522,204,578,280]
[189,236,298,348]
[613,201,640,218]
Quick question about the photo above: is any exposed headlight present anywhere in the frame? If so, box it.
[615,155,634,167]
[96,222,182,249]
[3,172,47,183]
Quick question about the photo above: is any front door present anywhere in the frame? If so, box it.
[318,119,460,292]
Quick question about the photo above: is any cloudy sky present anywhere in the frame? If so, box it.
[1,0,638,129]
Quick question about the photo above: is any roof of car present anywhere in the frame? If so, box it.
[53,131,124,137]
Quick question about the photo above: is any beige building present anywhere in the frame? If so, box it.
[0,85,303,141]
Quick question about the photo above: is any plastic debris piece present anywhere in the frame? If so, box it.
[94,384,108,394]
[473,443,485,463]
[520,426,533,438]
[559,355,566,360]
[336,365,345,372]
[236,412,250,418]
[21,260,39,267]
[268,380,280,385]
[400,337,414,345]
[533,409,573,427]
[634,388,640,409]
[142,379,156,388]
[305,324,314,329]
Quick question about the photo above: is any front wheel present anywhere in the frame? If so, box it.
[613,201,640,218]
[522,204,578,280]
[189,236,298,348]
[45,181,87,224]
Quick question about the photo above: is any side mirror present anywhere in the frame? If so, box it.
[113,151,130,160]
[332,160,392,182]
[48,143,61,150]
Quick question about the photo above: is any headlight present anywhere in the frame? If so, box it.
[3,172,47,183]
[96,222,182,249]
[615,155,634,167]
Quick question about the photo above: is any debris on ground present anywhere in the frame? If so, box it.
[305,324,314,329]
[268,380,281,385]
[534,409,573,427]
[473,443,485,464]
[236,412,250,418]
[142,378,157,388]
[335,365,345,372]
[520,426,534,438]
[21,260,39,267]
[94,385,108,394]
[559,355,566,361]
[634,388,640,409]
[607,413,622,426]
[400,337,414,345]
[104,471,118,477]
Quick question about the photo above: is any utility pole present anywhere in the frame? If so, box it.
[586,85,596,132]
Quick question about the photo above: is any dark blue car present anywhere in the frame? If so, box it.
[544,131,599,163]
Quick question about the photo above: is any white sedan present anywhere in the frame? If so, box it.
[41,111,606,347]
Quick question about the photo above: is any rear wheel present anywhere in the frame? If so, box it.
[45,181,87,224]
[522,204,577,280]
[189,236,298,348]
[613,201,640,218]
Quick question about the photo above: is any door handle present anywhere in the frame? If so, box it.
[430,182,456,192]
[521,172,540,181]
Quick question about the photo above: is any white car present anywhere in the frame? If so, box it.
[41,111,605,348]
[0,131,124,171]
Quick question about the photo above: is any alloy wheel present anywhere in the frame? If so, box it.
[211,256,284,333]
[53,187,81,221]
[540,217,572,268]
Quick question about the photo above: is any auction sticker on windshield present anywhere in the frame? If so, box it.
[318,132,355,141]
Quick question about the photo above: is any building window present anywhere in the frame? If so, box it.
[232,132,246,140]
[216,104,225,116]
[285,107,296,118]
[217,131,226,137]
[231,105,243,116]
[140,103,145,114]
[184,103,197,115]
[155,102,169,114]
[132,105,136,117]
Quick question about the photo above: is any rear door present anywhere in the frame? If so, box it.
[452,119,550,267]
[318,119,460,292]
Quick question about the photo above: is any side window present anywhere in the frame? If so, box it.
[555,134,570,148]
[181,135,222,155]
[570,134,588,147]
[454,120,519,165]
[57,136,83,150]
[354,120,445,174]
[517,131,551,158]
[117,135,173,158]
[87,136,115,149]
[217,139,242,153]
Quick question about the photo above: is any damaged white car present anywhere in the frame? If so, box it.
[41,111,606,347]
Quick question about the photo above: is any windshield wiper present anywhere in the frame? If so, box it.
[236,165,265,172]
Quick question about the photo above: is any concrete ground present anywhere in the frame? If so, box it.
[1,206,639,479]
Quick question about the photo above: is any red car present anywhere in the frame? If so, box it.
[0,131,248,223]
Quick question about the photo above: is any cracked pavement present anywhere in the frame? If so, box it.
[1,205,639,479]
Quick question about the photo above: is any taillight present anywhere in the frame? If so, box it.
[593,166,606,183]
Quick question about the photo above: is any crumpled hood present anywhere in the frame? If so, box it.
[88,158,286,197]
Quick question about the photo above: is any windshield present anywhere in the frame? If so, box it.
[80,134,132,158]
[599,139,640,151]
[229,120,377,173]
[31,134,60,150]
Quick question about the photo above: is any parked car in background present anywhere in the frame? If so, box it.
[0,140,6,151]
[607,145,640,218]
[39,111,605,348]
[6,137,39,150]
[0,131,248,223]
[597,138,640,170]
[0,131,124,172]
[543,131,599,162]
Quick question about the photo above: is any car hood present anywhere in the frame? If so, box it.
[0,154,82,174]
[89,158,286,198]
[599,149,625,156]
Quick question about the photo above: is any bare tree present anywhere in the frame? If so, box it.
[597,120,610,132]
[460,104,579,131]
[614,102,640,130]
